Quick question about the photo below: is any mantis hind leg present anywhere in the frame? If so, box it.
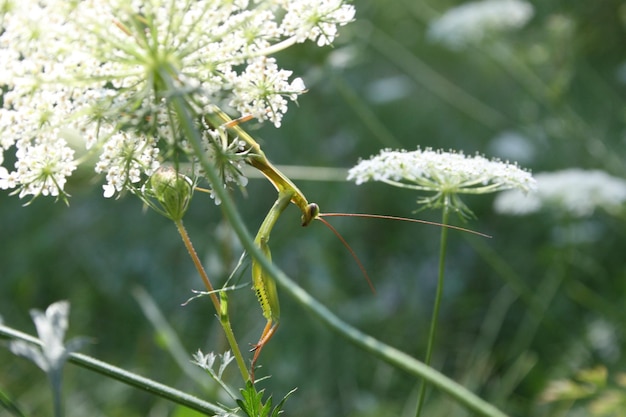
[248,190,292,382]
[250,320,279,382]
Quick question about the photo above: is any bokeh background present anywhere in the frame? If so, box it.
[2,0,625,416]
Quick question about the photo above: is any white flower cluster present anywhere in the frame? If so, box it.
[428,0,534,49]
[494,169,626,217]
[0,0,355,200]
[348,148,536,193]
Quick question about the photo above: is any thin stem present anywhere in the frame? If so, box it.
[169,94,509,417]
[415,205,450,417]
[174,219,249,381]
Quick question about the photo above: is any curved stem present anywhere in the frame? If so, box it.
[170,94,509,417]
[174,219,249,381]
[415,205,450,416]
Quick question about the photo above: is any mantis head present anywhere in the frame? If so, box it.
[301,203,320,226]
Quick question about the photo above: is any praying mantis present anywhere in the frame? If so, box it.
[206,108,486,381]
[207,109,321,380]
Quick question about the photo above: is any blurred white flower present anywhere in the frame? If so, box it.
[0,0,354,200]
[586,319,620,362]
[348,147,535,215]
[9,301,87,373]
[9,301,88,417]
[494,169,626,217]
[365,76,414,104]
[428,0,534,49]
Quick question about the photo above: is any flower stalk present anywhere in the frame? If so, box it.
[415,205,450,417]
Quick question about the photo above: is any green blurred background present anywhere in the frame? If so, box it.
[2,0,625,415]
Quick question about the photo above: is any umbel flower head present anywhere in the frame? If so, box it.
[348,147,536,216]
[494,169,626,218]
[0,0,355,201]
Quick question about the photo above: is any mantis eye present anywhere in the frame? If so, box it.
[301,203,320,226]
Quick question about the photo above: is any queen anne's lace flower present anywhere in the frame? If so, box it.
[0,0,354,200]
[348,147,535,215]
[428,0,534,49]
[494,169,626,217]
[348,148,535,191]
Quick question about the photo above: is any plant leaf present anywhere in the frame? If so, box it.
[270,388,297,417]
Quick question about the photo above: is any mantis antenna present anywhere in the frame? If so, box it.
[204,109,490,381]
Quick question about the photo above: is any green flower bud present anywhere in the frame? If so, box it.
[149,167,193,221]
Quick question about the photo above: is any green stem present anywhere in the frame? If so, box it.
[0,324,227,416]
[49,369,63,417]
[415,205,450,416]
[169,94,509,417]
[174,219,249,382]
